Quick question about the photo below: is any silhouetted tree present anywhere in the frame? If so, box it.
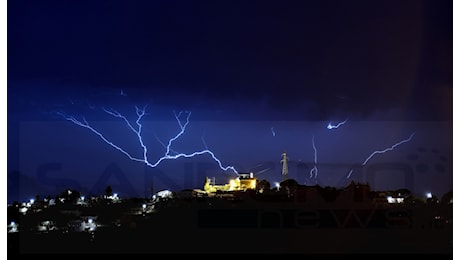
[394,188,411,197]
[441,191,453,204]
[280,179,298,189]
[427,195,439,204]
[256,179,271,192]
[280,179,298,197]
[58,189,81,204]
[105,185,113,197]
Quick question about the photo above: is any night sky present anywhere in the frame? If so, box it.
[7,0,453,204]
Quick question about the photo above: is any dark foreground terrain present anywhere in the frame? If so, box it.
[8,205,453,256]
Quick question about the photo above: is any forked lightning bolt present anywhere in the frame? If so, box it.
[347,132,416,178]
[57,106,238,174]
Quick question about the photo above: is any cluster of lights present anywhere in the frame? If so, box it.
[8,222,18,233]
[106,193,120,202]
[386,196,404,204]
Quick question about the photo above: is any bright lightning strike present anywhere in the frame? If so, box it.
[57,106,238,174]
[327,119,347,129]
[347,132,416,178]
[309,135,318,179]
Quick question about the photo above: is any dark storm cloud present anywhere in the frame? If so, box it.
[8,0,452,121]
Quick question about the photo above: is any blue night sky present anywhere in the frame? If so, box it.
[7,0,453,203]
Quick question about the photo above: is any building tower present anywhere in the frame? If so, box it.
[281,152,289,181]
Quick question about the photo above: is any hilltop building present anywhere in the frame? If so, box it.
[203,172,257,194]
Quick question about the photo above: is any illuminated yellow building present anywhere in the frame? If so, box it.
[204,173,257,194]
